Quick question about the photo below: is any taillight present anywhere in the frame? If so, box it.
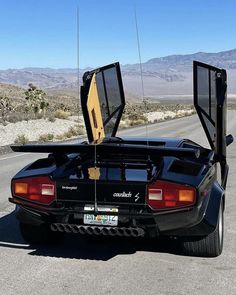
[147,180,196,210]
[12,176,56,205]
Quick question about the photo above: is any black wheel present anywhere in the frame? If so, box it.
[19,222,64,245]
[181,200,224,257]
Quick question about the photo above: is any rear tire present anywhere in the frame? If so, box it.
[181,200,224,257]
[19,222,64,245]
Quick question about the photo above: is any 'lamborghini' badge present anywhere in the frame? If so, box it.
[88,167,100,180]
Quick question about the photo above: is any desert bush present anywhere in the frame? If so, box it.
[119,120,130,129]
[128,114,148,122]
[152,118,163,124]
[7,113,26,123]
[228,103,236,110]
[14,134,29,145]
[55,134,65,140]
[58,103,70,112]
[65,128,76,138]
[38,133,54,142]
[25,84,49,117]
[126,113,148,127]
[54,109,71,120]
[123,103,195,119]
[65,125,85,138]
[36,113,44,119]
[164,115,173,121]
[7,111,44,123]
[129,119,147,127]
[48,115,56,122]
[0,96,13,123]
[54,125,85,141]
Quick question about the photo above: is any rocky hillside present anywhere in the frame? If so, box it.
[0,49,236,100]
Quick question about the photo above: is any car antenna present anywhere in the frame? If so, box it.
[134,7,149,147]
[78,6,98,213]
[77,6,81,140]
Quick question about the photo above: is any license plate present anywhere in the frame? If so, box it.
[83,205,118,226]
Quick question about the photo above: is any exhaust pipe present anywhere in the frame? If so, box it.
[51,223,145,237]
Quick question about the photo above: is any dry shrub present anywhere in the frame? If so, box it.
[38,133,54,142]
[55,125,85,141]
[54,109,70,120]
[48,115,56,122]
[65,125,85,138]
[14,134,29,145]
[55,134,65,140]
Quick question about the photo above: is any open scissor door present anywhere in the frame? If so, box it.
[193,61,230,187]
[81,62,125,143]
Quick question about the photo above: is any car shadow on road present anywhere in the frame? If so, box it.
[0,209,32,249]
[0,211,181,261]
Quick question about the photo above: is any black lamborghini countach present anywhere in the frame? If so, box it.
[9,61,233,257]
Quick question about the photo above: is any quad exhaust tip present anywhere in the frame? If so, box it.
[51,223,145,237]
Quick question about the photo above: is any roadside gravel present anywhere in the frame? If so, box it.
[0,110,194,149]
[0,118,78,146]
[146,109,194,123]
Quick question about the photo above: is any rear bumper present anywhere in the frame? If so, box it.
[51,223,145,237]
[11,193,218,238]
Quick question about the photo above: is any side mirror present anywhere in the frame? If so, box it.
[226,134,234,146]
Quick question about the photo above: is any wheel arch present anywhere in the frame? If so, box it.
[204,181,225,228]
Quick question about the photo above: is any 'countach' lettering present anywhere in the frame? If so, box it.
[113,192,132,198]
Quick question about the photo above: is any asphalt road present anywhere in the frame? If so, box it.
[0,112,236,295]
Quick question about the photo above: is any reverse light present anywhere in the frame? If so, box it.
[148,188,162,200]
[12,176,56,205]
[41,184,55,196]
[147,180,196,210]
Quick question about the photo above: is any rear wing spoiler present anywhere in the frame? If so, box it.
[11,143,200,160]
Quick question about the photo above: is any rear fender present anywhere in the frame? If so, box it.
[204,181,224,229]
[166,181,224,237]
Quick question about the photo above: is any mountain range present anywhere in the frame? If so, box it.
[1,49,236,101]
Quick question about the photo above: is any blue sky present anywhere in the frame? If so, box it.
[0,0,235,69]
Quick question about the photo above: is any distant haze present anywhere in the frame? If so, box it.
[0,49,236,102]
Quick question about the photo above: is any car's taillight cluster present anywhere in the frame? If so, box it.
[147,180,196,209]
[12,176,56,205]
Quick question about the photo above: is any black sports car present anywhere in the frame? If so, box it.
[9,61,233,257]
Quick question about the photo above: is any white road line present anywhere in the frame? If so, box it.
[0,242,29,248]
[0,153,30,161]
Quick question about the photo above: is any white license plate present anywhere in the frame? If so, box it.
[83,205,118,226]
